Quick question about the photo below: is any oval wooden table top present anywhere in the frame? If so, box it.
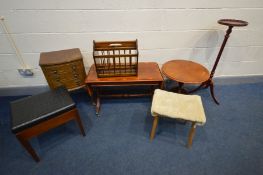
[162,60,210,84]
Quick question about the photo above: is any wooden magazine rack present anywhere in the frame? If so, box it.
[93,40,139,78]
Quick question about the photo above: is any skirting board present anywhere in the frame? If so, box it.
[0,75,263,96]
[0,85,50,96]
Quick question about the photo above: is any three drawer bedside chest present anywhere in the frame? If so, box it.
[39,48,86,90]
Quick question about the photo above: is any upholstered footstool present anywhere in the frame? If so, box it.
[150,89,206,148]
[10,87,86,162]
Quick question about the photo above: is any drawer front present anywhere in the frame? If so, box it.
[41,60,86,90]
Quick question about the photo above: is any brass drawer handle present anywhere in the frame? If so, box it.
[72,65,77,70]
[75,81,81,85]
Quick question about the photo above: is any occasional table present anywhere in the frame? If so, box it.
[85,62,164,115]
[162,60,210,91]
[162,59,220,104]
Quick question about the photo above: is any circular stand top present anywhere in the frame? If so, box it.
[218,19,248,27]
[162,60,210,84]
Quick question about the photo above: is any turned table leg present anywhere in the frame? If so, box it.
[95,88,101,116]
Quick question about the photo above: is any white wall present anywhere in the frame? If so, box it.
[0,0,262,87]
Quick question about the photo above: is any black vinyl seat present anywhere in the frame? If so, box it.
[10,86,86,162]
[11,87,75,133]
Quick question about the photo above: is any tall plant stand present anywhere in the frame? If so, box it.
[209,19,249,83]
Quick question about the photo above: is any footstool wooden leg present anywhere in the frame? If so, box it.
[16,135,40,162]
[150,116,159,140]
[75,110,86,136]
[187,122,196,148]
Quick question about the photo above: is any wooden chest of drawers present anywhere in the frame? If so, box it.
[39,48,86,90]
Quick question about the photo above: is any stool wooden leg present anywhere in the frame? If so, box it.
[16,135,40,162]
[75,111,86,136]
[150,116,159,140]
[187,122,196,148]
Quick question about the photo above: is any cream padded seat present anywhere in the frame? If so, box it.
[151,89,206,125]
[150,89,206,148]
